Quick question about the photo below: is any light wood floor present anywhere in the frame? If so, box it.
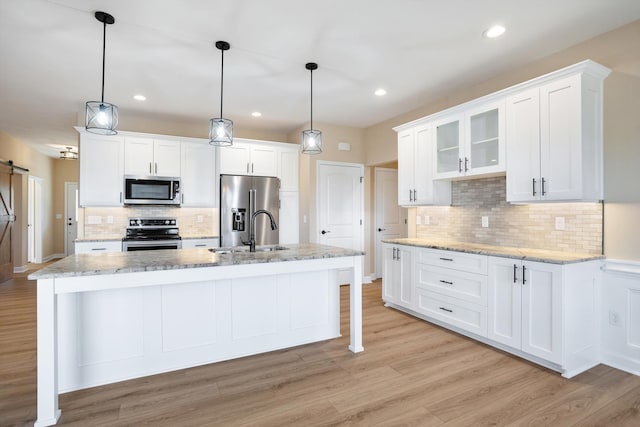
[2,264,640,426]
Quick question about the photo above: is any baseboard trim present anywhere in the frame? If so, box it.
[363,275,373,284]
[602,352,640,376]
[43,253,65,263]
[13,265,28,273]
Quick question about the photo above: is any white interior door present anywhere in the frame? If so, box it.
[317,161,363,283]
[375,168,407,279]
[28,175,43,263]
[65,182,79,256]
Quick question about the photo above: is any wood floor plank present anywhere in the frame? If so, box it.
[2,264,640,426]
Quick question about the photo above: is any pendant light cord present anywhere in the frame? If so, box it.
[310,67,313,131]
[220,48,224,117]
[101,19,106,103]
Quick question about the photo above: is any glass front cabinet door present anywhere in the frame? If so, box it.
[434,115,463,179]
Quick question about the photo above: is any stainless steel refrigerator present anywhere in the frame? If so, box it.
[219,174,280,247]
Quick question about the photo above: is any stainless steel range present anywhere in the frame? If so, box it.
[122,217,182,251]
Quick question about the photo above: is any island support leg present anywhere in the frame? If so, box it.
[35,279,61,427]
[348,256,364,353]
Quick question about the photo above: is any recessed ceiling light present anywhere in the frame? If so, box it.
[374,88,387,96]
[483,25,506,38]
[251,112,262,117]
[133,94,146,101]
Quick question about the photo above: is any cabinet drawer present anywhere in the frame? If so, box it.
[416,289,487,337]
[181,238,219,249]
[75,241,122,253]
[416,248,487,274]
[416,264,487,306]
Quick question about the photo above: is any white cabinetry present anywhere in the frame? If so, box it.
[279,191,299,245]
[414,248,488,337]
[434,100,505,180]
[506,62,610,202]
[488,257,561,363]
[397,124,450,206]
[79,133,124,207]
[278,146,299,191]
[124,136,181,177]
[181,238,219,249]
[180,142,216,207]
[218,140,277,177]
[382,243,413,308]
[75,241,122,253]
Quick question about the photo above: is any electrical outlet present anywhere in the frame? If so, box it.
[481,216,489,228]
[415,215,421,225]
[197,215,204,223]
[555,216,565,230]
[424,215,430,225]
[609,309,621,326]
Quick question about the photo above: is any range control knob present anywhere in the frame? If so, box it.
[165,220,170,225]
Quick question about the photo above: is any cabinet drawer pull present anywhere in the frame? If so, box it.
[194,244,206,247]
[91,248,106,251]
[439,280,453,285]
[439,257,453,262]
[439,307,453,313]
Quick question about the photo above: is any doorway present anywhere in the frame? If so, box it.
[316,161,364,284]
[374,168,408,278]
[64,182,78,255]
[0,163,15,283]
[28,175,43,264]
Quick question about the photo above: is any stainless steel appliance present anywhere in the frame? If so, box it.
[122,217,182,251]
[220,175,280,248]
[123,175,181,206]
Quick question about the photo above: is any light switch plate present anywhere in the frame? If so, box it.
[481,216,489,228]
[555,217,565,230]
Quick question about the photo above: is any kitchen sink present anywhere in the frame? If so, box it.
[209,245,288,254]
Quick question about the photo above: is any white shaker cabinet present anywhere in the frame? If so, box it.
[181,238,219,249]
[506,62,610,202]
[124,137,181,177]
[79,133,124,207]
[180,142,216,207]
[488,257,562,364]
[382,243,413,308]
[278,146,299,192]
[75,241,122,253]
[217,140,277,177]
[433,100,505,180]
[397,124,450,206]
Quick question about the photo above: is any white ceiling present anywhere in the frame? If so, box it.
[1,0,640,157]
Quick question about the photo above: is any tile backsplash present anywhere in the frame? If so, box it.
[79,207,218,239]
[415,176,602,254]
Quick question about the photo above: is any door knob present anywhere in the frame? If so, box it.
[378,228,386,232]
[321,230,331,235]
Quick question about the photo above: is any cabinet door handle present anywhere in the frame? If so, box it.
[397,249,401,261]
[458,158,463,173]
[413,189,417,201]
[439,307,453,313]
[252,163,254,173]
[464,157,469,172]
[120,192,123,203]
[392,248,397,260]
[439,257,453,262]
[247,163,250,173]
[409,189,413,202]
[181,193,184,204]
[541,178,546,196]
[439,280,453,285]
[522,265,527,285]
[149,162,152,174]
[155,163,158,174]
[513,264,518,283]
[532,178,537,196]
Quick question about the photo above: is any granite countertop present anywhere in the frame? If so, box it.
[181,235,219,240]
[382,238,603,264]
[29,243,365,280]
[75,238,123,243]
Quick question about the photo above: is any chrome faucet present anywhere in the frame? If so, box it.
[243,209,278,252]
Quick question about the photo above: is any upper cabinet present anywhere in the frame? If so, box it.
[79,133,124,207]
[433,100,505,180]
[506,67,608,202]
[180,142,216,207]
[124,136,181,177]
[395,60,610,204]
[217,140,277,177]
[398,124,451,206]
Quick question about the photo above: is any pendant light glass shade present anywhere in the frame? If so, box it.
[86,11,118,135]
[209,41,233,146]
[302,62,322,154]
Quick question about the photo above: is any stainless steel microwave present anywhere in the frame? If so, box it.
[123,175,181,205]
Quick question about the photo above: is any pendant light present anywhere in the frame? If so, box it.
[302,62,322,154]
[59,147,78,160]
[209,41,233,146]
[85,11,118,135]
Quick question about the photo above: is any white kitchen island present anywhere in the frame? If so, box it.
[30,243,364,427]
